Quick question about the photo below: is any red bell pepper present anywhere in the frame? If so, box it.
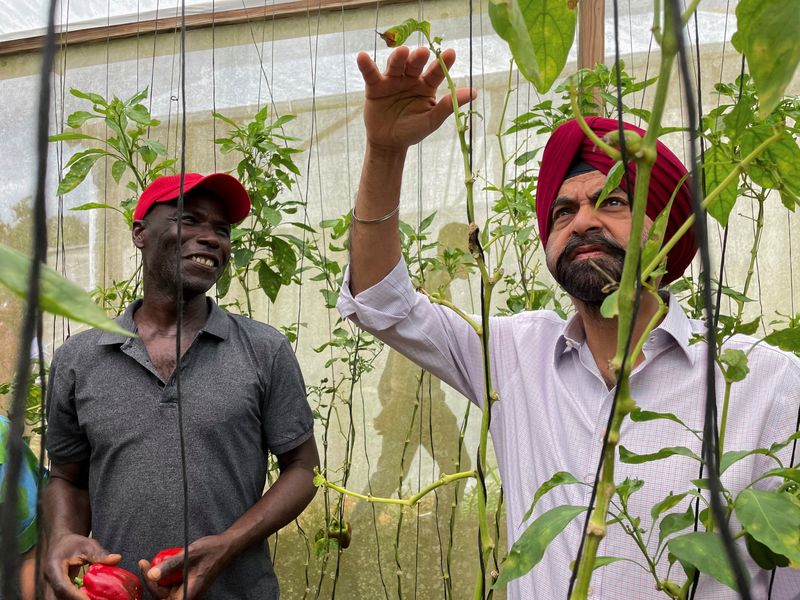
[150,547,185,587]
[80,564,142,600]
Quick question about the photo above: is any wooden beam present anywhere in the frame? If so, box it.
[0,0,416,57]
[577,0,605,70]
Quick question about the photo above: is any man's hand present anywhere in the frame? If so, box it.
[139,534,230,600]
[44,534,121,600]
[357,46,476,151]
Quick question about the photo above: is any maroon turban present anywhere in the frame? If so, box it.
[536,117,697,284]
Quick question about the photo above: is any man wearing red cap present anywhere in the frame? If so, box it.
[44,174,319,599]
[337,46,800,598]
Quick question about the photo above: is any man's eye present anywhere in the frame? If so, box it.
[602,197,626,208]
[553,208,571,220]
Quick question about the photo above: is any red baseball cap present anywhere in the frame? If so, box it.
[134,173,251,223]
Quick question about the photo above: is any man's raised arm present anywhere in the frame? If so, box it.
[349,45,475,295]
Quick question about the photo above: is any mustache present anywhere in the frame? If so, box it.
[561,233,626,261]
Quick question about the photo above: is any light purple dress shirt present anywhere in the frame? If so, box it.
[338,258,800,600]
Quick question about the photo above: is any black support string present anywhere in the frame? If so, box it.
[0,2,57,599]
[176,1,191,596]
[667,1,751,598]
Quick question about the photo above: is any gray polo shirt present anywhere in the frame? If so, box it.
[47,298,314,599]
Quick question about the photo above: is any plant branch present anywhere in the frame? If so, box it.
[642,129,783,280]
[314,469,476,507]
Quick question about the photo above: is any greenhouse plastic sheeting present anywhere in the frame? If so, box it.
[0,0,297,42]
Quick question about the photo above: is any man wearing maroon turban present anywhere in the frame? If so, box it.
[338,46,800,600]
[537,116,697,287]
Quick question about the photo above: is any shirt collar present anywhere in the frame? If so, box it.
[552,293,695,366]
[96,297,229,345]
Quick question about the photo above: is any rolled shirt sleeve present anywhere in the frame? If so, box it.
[337,258,487,405]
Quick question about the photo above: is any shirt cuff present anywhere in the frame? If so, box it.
[336,258,418,331]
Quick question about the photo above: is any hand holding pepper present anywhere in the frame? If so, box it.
[138,534,232,600]
[79,564,142,600]
[44,533,122,600]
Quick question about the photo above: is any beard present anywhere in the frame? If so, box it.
[551,233,626,308]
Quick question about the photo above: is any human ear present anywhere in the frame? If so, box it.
[131,220,147,249]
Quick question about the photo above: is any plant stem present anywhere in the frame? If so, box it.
[571,3,679,596]
[425,35,500,598]
[734,193,765,325]
[316,470,476,507]
[718,380,733,456]
[642,131,783,280]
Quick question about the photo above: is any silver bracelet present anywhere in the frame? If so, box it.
[351,204,400,224]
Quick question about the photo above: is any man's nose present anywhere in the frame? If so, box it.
[195,223,221,247]
[569,201,603,236]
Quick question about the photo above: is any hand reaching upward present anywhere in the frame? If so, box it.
[357,45,477,151]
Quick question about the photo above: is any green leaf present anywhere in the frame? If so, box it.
[488,0,544,90]
[735,488,800,564]
[745,532,790,570]
[719,348,750,383]
[378,18,430,47]
[143,139,167,156]
[0,243,132,336]
[111,159,127,183]
[619,445,700,465]
[751,467,800,488]
[320,288,339,309]
[641,184,676,271]
[261,206,282,227]
[741,126,800,195]
[125,104,155,125]
[70,88,108,107]
[735,317,761,337]
[257,261,282,302]
[215,262,232,298]
[764,324,800,353]
[703,143,739,227]
[630,408,694,433]
[125,87,149,106]
[523,0,577,92]
[731,0,800,117]
[419,211,437,233]
[514,149,540,166]
[723,96,755,139]
[599,289,619,319]
[651,492,689,521]
[64,147,107,169]
[595,161,624,208]
[780,187,800,212]
[57,153,104,195]
[66,111,96,128]
[522,471,582,522]
[234,248,253,269]
[493,505,586,588]
[273,114,296,128]
[139,145,156,165]
[720,448,770,474]
[659,505,695,548]
[616,477,644,505]
[70,202,123,216]
[48,132,98,142]
[668,532,744,591]
[269,236,297,283]
[769,432,800,456]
